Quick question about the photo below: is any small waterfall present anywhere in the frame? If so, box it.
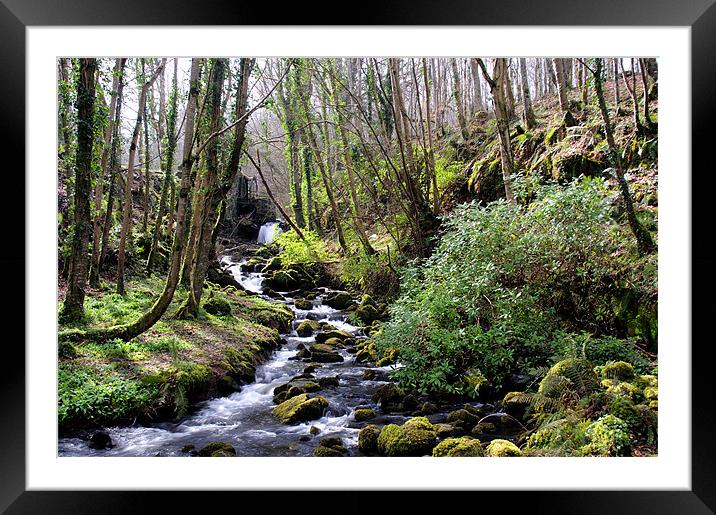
[257,222,281,244]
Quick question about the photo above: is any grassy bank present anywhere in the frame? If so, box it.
[58,275,294,433]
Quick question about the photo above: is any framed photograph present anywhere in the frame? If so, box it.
[4,0,715,511]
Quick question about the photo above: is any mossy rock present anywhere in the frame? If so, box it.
[502,392,530,418]
[471,422,497,435]
[581,415,631,456]
[318,376,340,388]
[354,304,379,325]
[324,291,354,310]
[272,393,328,424]
[486,439,522,457]
[376,347,399,367]
[315,330,353,344]
[634,374,658,389]
[314,437,349,457]
[354,408,376,422]
[432,437,484,457]
[260,256,282,273]
[358,424,381,455]
[322,337,346,348]
[372,383,405,412]
[197,441,236,457]
[359,294,378,308]
[308,344,344,363]
[296,319,321,337]
[601,361,636,381]
[294,298,313,310]
[273,380,321,404]
[377,417,437,457]
[538,374,573,399]
[542,358,599,396]
[203,295,232,316]
[446,409,480,427]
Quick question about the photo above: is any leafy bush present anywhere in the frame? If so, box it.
[273,229,336,266]
[376,176,655,396]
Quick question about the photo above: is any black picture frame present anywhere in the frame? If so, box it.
[3,1,714,512]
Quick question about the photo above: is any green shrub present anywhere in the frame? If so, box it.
[274,229,336,266]
[376,177,654,395]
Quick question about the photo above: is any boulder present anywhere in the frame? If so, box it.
[197,441,236,457]
[273,380,321,404]
[309,344,344,363]
[318,376,340,388]
[314,437,349,457]
[601,361,636,381]
[88,432,113,450]
[296,319,321,337]
[315,330,353,344]
[446,409,480,428]
[502,392,529,419]
[273,393,329,424]
[358,424,381,455]
[486,439,522,457]
[324,291,355,310]
[203,295,232,316]
[372,383,405,413]
[354,408,376,422]
[432,437,484,457]
[354,304,379,325]
[294,298,314,311]
[377,417,437,457]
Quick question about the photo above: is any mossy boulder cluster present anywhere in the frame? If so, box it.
[323,291,355,310]
[296,319,321,337]
[273,378,321,404]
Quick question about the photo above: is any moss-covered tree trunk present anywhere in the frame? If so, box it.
[179,59,227,318]
[60,58,96,323]
[552,58,569,112]
[593,59,655,256]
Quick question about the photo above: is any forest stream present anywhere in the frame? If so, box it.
[59,252,511,457]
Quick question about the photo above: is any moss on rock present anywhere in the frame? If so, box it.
[358,424,381,455]
[296,320,321,337]
[601,361,636,381]
[581,415,631,456]
[197,441,236,457]
[486,439,522,457]
[432,437,484,457]
[354,408,376,422]
[272,393,328,424]
[377,417,437,457]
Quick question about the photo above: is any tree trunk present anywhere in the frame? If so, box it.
[620,59,642,132]
[519,58,537,129]
[99,58,203,341]
[116,59,165,295]
[60,58,97,323]
[89,58,121,288]
[179,59,227,318]
[423,58,439,214]
[470,58,484,114]
[477,58,515,203]
[552,58,569,111]
[613,58,621,113]
[147,59,178,272]
[329,60,376,255]
[450,58,470,141]
[593,59,655,255]
[638,58,655,131]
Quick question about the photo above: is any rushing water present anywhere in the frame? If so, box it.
[256,222,281,244]
[58,255,404,457]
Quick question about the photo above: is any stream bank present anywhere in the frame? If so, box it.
[59,250,522,457]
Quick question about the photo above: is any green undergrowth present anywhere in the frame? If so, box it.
[375,176,656,397]
[58,275,294,432]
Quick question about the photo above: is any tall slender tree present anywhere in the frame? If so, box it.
[60,58,97,322]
